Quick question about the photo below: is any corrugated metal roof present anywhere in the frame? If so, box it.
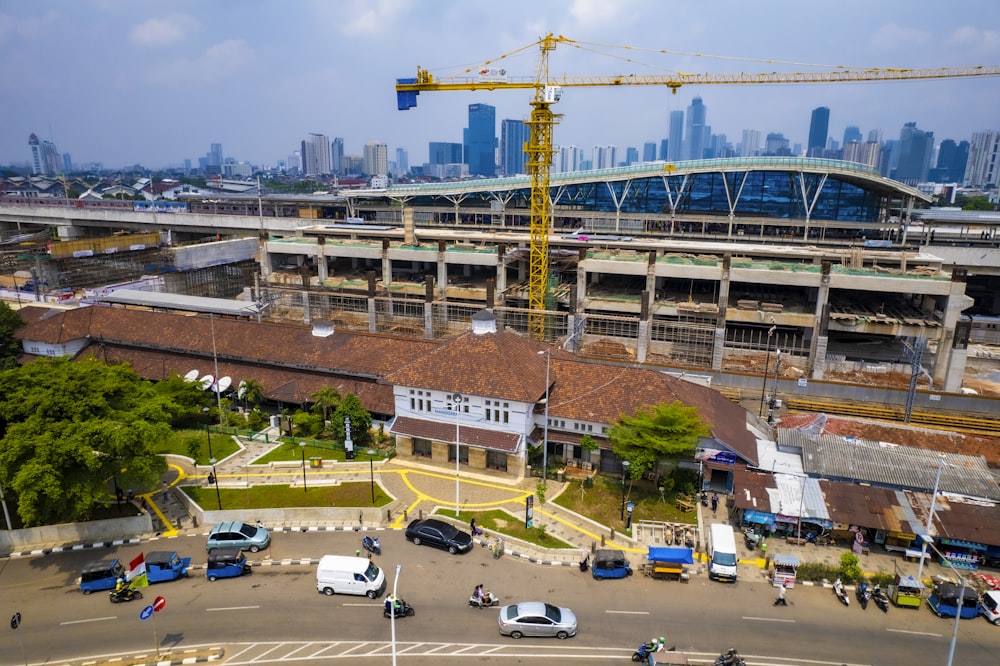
[791,431,999,501]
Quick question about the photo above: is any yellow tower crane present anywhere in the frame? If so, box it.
[396,34,1000,340]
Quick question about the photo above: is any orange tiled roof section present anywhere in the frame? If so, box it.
[383,329,554,402]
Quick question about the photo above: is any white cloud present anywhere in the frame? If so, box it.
[335,0,410,36]
[946,26,1000,53]
[129,15,198,47]
[869,23,932,53]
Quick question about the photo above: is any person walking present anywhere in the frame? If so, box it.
[774,583,788,606]
[711,493,719,513]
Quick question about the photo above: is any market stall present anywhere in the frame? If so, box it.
[770,554,800,588]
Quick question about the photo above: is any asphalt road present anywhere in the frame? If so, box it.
[3,530,1000,665]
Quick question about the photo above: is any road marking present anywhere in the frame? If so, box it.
[742,616,796,623]
[342,603,380,607]
[206,605,260,612]
[887,628,943,637]
[60,616,116,625]
[606,610,650,615]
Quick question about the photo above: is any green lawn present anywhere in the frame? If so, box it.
[181,481,392,510]
[553,475,698,529]
[153,428,242,465]
[436,508,577,549]
[253,439,382,464]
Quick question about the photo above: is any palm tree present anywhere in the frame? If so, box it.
[240,378,265,411]
[311,386,341,425]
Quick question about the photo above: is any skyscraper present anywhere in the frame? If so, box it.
[740,129,762,157]
[625,147,639,166]
[395,147,409,178]
[301,133,332,176]
[464,103,497,177]
[684,98,706,161]
[668,110,684,161]
[842,126,863,146]
[331,138,344,176]
[965,131,999,187]
[808,107,830,157]
[893,122,934,184]
[931,139,969,183]
[642,142,658,163]
[28,133,61,176]
[500,118,529,176]
[429,142,463,165]
[363,142,389,177]
[659,139,669,161]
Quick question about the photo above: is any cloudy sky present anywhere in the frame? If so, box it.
[3,0,998,170]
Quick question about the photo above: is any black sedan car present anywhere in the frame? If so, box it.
[404,518,474,554]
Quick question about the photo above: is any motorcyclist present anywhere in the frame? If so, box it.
[716,648,742,666]
[114,575,128,596]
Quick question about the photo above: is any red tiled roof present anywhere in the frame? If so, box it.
[390,416,521,453]
[383,329,553,402]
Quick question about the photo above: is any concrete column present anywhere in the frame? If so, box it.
[495,244,507,305]
[258,231,271,277]
[351,257,359,271]
[463,263,472,278]
[368,297,377,333]
[437,241,448,300]
[712,254,732,371]
[424,275,435,339]
[301,290,311,325]
[809,262,832,380]
[577,256,588,306]
[382,239,392,286]
[403,207,415,245]
[933,270,974,390]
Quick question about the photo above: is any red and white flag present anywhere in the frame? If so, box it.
[127,553,149,587]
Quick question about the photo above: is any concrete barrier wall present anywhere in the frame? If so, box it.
[0,513,153,552]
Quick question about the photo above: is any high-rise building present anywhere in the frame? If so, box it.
[684,98,706,160]
[363,142,389,177]
[464,103,497,177]
[28,133,61,176]
[555,145,583,173]
[893,122,934,184]
[930,139,969,183]
[843,126,863,146]
[642,142,657,163]
[592,145,617,169]
[659,139,669,161]
[331,138,344,176]
[301,133,332,176]
[500,119,529,176]
[740,129,763,157]
[395,147,409,178]
[764,133,791,156]
[807,107,830,157]
[625,147,639,166]
[429,142,463,165]
[668,110,684,161]
[965,130,1000,187]
[842,141,881,169]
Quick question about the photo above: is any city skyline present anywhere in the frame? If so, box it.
[3,1,999,170]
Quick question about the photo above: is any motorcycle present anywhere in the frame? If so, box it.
[872,584,889,613]
[632,641,675,662]
[469,588,499,608]
[383,598,415,619]
[700,491,709,507]
[362,535,381,556]
[857,582,871,610]
[109,586,143,604]
[743,528,758,551]
[833,578,850,606]
[714,648,747,666]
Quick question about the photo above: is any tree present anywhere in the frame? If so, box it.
[0,302,25,370]
[962,196,996,211]
[608,400,711,481]
[240,378,265,410]
[0,357,181,526]
[310,385,341,424]
[330,393,373,449]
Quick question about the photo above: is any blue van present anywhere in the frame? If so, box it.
[79,559,124,594]
[206,547,252,581]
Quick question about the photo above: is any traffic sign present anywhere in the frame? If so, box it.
[153,596,166,612]
[139,605,154,621]
[10,612,21,629]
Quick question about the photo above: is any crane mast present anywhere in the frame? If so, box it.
[396,34,1000,340]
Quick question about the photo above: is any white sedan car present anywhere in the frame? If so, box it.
[498,601,577,639]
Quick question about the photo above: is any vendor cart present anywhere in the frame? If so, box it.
[642,546,693,582]
[890,574,924,608]
[770,554,799,588]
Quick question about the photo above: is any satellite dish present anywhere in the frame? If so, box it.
[237,380,247,399]
[184,369,199,382]
[199,374,214,391]
[217,376,232,393]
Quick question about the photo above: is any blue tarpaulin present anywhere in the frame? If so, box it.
[744,509,776,527]
[647,546,694,564]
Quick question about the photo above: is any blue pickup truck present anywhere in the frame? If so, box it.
[145,551,191,584]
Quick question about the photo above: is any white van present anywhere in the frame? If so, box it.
[708,523,738,582]
[316,555,387,598]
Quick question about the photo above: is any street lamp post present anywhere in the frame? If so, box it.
[917,453,947,583]
[204,422,214,461]
[620,460,631,521]
[920,535,967,666]
[537,349,551,486]
[209,457,222,510]
[390,563,402,666]
[768,349,782,424]
[758,323,777,417]
[299,441,308,492]
[367,448,376,504]
[453,393,463,516]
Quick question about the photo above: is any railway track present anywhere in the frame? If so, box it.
[784,397,1000,436]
